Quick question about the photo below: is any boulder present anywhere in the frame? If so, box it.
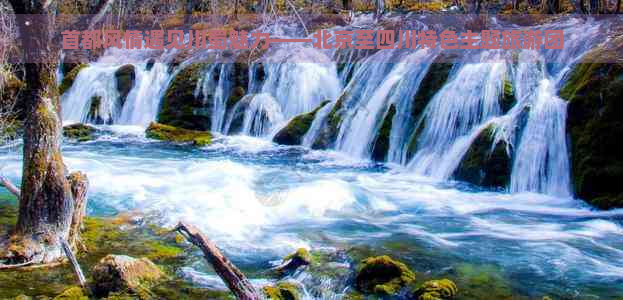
[371,104,396,162]
[411,279,458,300]
[453,125,512,189]
[559,36,623,209]
[273,101,330,146]
[274,248,312,275]
[355,255,416,296]
[91,255,164,297]
[158,63,211,131]
[145,122,212,146]
[114,65,136,107]
[262,282,300,300]
[63,123,96,142]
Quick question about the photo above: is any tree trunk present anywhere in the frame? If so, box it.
[541,0,560,13]
[617,0,621,12]
[4,1,88,265]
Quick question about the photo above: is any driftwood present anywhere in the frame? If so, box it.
[0,175,19,198]
[60,239,88,291]
[175,222,261,300]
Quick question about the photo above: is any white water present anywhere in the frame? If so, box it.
[241,93,285,137]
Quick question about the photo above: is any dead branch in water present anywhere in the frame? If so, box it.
[0,175,19,198]
[175,221,261,300]
[60,239,88,291]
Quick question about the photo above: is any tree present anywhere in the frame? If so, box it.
[0,0,99,267]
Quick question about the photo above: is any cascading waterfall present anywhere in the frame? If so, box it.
[407,52,506,179]
[196,63,234,133]
[117,63,172,126]
[240,93,284,137]
[336,49,436,158]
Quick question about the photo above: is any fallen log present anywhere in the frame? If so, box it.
[0,175,20,198]
[175,222,261,300]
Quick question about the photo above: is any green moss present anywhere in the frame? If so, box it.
[52,287,87,300]
[59,63,87,95]
[311,96,345,149]
[283,248,312,264]
[143,241,183,261]
[411,279,458,300]
[452,263,512,300]
[273,101,330,145]
[262,282,300,300]
[501,78,516,113]
[145,122,212,146]
[453,125,512,188]
[62,123,96,142]
[158,63,211,131]
[371,104,396,162]
[559,38,623,209]
[355,255,416,296]
[226,86,247,109]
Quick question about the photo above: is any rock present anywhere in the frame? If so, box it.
[406,54,455,159]
[262,282,300,300]
[226,94,255,134]
[355,255,416,296]
[275,248,312,274]
[453,125,512,189]
[146,58,156,71]
[273,101,330,146]
[145,122,212,146]
[63,123,96,142]
[53,287,88,300]
[114,65,136,107]
[501,78,516,113]
[59,63,87,95]
[91,254,164,297]
[158,63,211,131]
[411,279,458,300]
[311,96,346,149]
[371,104,396,162]
[559,36,623,209]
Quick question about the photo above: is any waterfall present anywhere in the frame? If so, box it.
[240,93,284,137]
[335,49,436,159]
[196,63,234,133]
[117,63,172,126]
[407,52,506,179]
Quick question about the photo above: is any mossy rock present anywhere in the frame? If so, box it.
[311,96,346,149]
[453,125,512,189]
[406,55,455,160]
[371,104,396,162]
[262,282,300,300]
[501,78,516,113]
[274,248,312,275]
[59,63,87,95]
[355,255,416,296]
[158,63,211,131]
[273,101,330,145]
[114,64,136,107]
[62,123,96,142]
[411,279,458,300]
[145,122,212,146]
[451,263,512,299]
[52,287,87,300]
[559,37,623,209]
[91,255,165,297]
[226,86,247,109]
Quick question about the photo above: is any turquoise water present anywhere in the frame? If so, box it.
[1,126,622,298]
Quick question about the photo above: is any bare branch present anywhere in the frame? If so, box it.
[60,238,89,291]
[0,175,19,197]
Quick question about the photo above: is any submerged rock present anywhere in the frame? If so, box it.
[559,37,623,209]
[91,254,164,297]
[453,125,512,189]
[262,282,300,300]
[59,63,87,95]
[145,122,212,146]
[63,123,96,142]
[371,104,396,162]
[411,279,458,300]
[275,248,312,275]
[355,255,416,296]
[114,64,136,107]
[158,63,210,131]
[273,101,330,145]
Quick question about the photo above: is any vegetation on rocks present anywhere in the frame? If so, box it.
[91,254,165,297]
[559,37,623,209]
[275,248,312,275]
[501,78,516,113]
[59,64,87,95]
[63,123,97,142]
[145,122,212,146]
[355,255,416,296]
[158,63,210,131]
[411,279,458,300]
[453,125,512,189]
[273,101,330,145]
[262,282,301,300]
[311,96,346,149]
